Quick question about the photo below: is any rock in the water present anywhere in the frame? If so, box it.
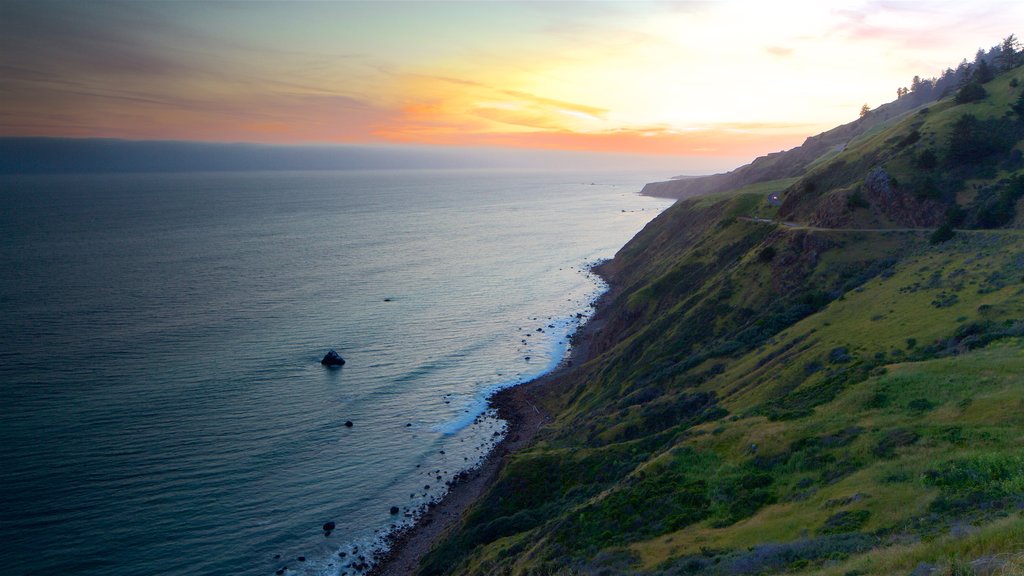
[344,420,353,428]
[323,521,336,531]
[390,506,400,515]
[321,350,346,366]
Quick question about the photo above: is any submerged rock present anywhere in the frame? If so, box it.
[390,506,400,515]
[321,350,346,366]
[344,420,354,428]
[323,521,336,531]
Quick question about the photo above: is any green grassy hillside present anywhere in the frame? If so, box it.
[416,58,1024,576]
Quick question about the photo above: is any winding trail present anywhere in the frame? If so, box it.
[738,217,1024,235]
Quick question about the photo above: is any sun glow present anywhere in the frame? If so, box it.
[1,0,1021,165]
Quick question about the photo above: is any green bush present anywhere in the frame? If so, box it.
[924,453,1024,514]
[820,509,871,534]
[916,149,938,169]
[847,190,869,209]
[872,428,919,457]
[954,81,987,104]
[930,222,956,244]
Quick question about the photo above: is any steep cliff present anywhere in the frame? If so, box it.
[418,59,1024,576]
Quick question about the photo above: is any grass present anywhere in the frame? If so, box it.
[629,339,1024,571]
[805,514,1024,576]
[691,177,799,209]
[418,63,1024,576]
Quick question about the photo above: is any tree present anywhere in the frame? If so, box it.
[947,114,999,164]
[955,81,987,104]
[859,103,871,118]
[974,58,994,83]
[999,34,1020,70]
[910,75,934,100]
[1013,91,1024,118]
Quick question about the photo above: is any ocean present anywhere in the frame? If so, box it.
[0,169,673,575]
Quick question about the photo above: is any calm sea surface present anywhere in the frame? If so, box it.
[0,169,673,575]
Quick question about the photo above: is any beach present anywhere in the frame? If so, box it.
[0,170,670,575]
[371,282,613,576]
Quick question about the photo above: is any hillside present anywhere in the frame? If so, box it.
[641,37,1020,203]
[415,51,1024,576]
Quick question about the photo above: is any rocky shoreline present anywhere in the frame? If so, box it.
[369,286,611,576]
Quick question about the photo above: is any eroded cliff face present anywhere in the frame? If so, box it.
[768,231,838,294]
[860,168,946,227]
[590,201,725,358]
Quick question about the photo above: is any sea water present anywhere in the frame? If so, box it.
[0,169,673,575]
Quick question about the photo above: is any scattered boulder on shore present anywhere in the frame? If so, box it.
[321,350,346,366]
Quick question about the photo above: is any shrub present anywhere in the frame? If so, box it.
[898,129,921,148]
[906,398,936,412]
[930,222,956,244]
[820,510,871,534]
[829,347,852,364]
[965,175,1024,229]
[924,453,1024,515]
[954,81,987,104]
[847,189,869,209]
[873,428,919,457]
[946,114,1020,167]
[947,115,989,163]
[1014,91,1024,118]
[916,148,938,169]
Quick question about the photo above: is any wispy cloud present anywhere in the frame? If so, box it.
[2,0,1021,160]
[765,46,794,57]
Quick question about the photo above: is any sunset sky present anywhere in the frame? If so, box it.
[1,1,1021,170]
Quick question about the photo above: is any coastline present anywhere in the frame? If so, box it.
[370,279,612,576]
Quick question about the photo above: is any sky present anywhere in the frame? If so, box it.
[1,1,1021,171]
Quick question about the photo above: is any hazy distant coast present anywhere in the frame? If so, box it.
[0,137,697,174]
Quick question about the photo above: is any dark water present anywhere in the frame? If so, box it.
[0,169,672,575]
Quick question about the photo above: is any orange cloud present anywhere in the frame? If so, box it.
[373,123,805,159]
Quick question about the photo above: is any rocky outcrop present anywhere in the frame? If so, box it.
[861,167,944,227]
[321,350,346,366]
